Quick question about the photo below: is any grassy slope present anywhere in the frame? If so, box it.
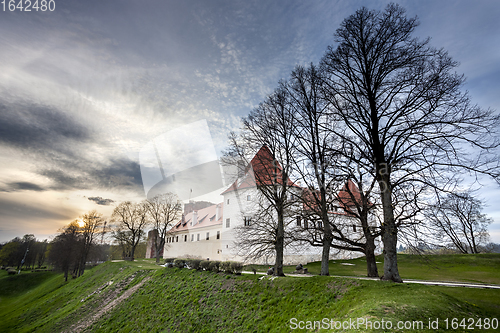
[88,269,499,333]
[0,260,158,333]
[1,255,499,333]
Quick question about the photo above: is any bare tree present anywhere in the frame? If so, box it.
[112,201,150,260]
[286,64,338,276]
[285,64,382,277]
[321,4,500,282]
[49,221,81,281]
[427,191,492,253]
[76,210,104,276]
[224,87,298,276]
[145,193,182,263]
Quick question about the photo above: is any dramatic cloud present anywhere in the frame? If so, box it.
[0,0,499,242]
[87,196,115,206]
[0,101,90,152]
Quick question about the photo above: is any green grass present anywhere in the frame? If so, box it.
[0,259,162,332]
[1,255,499,332]
[89,269,499,332]
[246,253,500,284]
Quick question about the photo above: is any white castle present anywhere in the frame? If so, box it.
[146,146,376,264]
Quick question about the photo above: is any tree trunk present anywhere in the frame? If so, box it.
[130,245,136,261]
[320,237,330,276]
[274,212,285,276]
[378,175,402,283]
[155,238,165,264]
[364,232,379,277]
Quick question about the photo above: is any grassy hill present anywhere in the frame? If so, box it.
[1,255,499,332]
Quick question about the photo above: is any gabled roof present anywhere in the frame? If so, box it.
[221,145,298,195]
[337,179,365,207]
[168,202,223,233]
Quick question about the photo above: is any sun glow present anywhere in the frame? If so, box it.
[77,220,85,228]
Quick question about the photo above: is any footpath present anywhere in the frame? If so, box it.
[241,271,500,289]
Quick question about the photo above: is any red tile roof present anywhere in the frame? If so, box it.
[221,145,298,195]
[337,179,364,207]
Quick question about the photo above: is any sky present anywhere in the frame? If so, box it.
[0,0,499,243]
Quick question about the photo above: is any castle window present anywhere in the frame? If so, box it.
[296,216,301,227]
[197,233,200,241]
[226,218,230,228]
[184,235,187,242]
[176,236,179,242]
[304,219,308,229]
[191,234,194,242]
[217,231,220,239]
[206,232,209,240]
[227,199,230,205]
[247,195,251,201]
[353,225,357,232]
[244,217,252,226]
[318,221,323,229]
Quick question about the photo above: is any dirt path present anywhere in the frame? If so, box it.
[69,276,151,333]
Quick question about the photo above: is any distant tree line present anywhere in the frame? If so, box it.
[0,234,48,271]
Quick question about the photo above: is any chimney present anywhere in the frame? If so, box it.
[216,204,221,221]
[192,211,198,226]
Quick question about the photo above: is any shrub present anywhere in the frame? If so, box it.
[230,261,243,274]
[164,258,176,265]
[220,261,232,274]
[188,259,201,270]
[173,258,186,268]
[200,260,210,271]
[209,261,220,273]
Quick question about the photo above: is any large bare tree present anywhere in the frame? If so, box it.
[224,87,298,276]
[285,64,382,277]
[286,64,337,276]
[145,193,182,263]
[321,4,500,282]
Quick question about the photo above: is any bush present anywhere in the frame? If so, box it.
[220,261,232,274]
[200,260,210,271]
[164,258,176,265]
[173,258,186,268]
[188,259,201,270]
[209,261,220,273]
[218,261,228,273]
[230,261,243,274]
